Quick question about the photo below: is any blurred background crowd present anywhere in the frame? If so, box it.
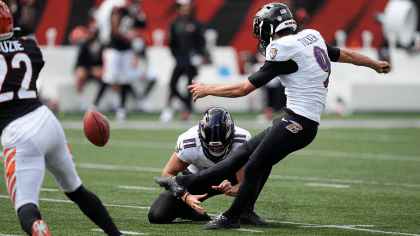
[4,0,420,122]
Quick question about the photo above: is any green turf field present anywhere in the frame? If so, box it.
[1,115,420,235]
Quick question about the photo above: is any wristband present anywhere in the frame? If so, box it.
[184,193,190,203]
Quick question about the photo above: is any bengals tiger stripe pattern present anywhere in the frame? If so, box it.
[4,147,17,204]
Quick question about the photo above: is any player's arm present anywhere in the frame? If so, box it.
[330,45,391,73]
[162,152,190,177]
[163,152,208,214]
[187,60,298,102]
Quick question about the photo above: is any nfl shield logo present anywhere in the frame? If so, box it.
[269,48,277,59]
[276,15,282,21]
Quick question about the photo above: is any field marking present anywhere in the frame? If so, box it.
[299,225,420,236]
[77,163,163,173]
[41,188,59,192]
[305,183,350,188]
[269,175,420,188]
[92,229,147,235]
[0,195,150,209]
[66,137,174,149]
[296,150,420,162]
[63,138,420,162]
[1,196,418,236]
[0,234,23,236]
[317,131,414,143]
[72,162,420,189]
[117,186,158,191]
[0,159,417,189]
[234,228,264,232]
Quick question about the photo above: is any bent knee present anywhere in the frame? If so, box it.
[148,209,175,224]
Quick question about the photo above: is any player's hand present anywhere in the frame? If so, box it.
[187,80,209,102]
[212,180,238,197]
[184,193,208,215]
[375,61,391,74]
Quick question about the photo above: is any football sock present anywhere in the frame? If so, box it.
[17,203,41,236]
[143,80,156,97]
[94,82,108,106]
[65,185,121,236]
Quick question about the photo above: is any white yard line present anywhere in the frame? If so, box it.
[40,188,59,192]
[269,175,420,188]
[1,195,418,236]
[0,195,150,209]
[300,225,420,236]
[92,229,148,235]
[63,137,420,162]
[117,186,158,191]
[72,162,420,189]
[305,183,350,188]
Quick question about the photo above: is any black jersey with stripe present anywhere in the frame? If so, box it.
[0,37,45,134]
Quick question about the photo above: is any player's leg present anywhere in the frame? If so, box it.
[75,66,89,110]
[142,70,157,98]
[44,112,122,236]
[169,65,189,105]
[93,48,119,109]
[222,113,318,220]
[3,140,48,236]
[148,190,210,223]
[239,167,271,225]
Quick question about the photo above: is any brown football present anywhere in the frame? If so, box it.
[83,111,110,147]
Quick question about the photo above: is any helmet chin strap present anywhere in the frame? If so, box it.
[269,24,274,44]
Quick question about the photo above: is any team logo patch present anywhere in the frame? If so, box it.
[285,120,303,133]
[269,48,277,59]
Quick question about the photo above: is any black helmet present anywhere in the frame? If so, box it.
[253,2,297,55]
[198,107,235,163]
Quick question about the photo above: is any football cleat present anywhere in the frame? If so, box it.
[32,220,51,236]
[239,210,268,225]
[154,176,187,198]
[203,213,240,230]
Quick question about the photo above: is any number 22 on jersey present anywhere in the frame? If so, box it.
[313,46,331,88]
[0,53,35,103]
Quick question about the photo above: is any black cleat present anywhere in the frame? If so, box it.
[203,213,240,230]
[154,176,187,198]
[239,210,268,225]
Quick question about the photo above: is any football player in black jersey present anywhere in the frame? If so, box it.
[92,0,153,120]
[155,2,391,230]
[0,2,124,235]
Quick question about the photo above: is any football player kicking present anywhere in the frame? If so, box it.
[154,2,391,230]
[0,2,124,236]
[149,107,269,225]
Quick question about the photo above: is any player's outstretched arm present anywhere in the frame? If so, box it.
[187,80,256,102]
[337,48,391,74]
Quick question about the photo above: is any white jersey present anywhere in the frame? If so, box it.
[266,29,330,123]
[175,125,251,173]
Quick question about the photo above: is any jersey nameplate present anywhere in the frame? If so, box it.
[0,40,25,53]
[297,34,319,47]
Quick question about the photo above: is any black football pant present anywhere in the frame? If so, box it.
[169,63,197,111]
[176,109,318,218]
